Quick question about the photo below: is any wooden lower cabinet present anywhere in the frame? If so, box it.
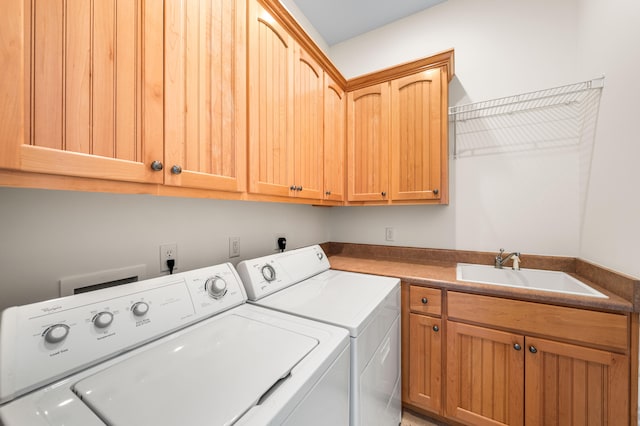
[446,321,629,426]
[408,313,442,413]
[403,288,633,425]
[446,321,524,426]
[524,336,629,426]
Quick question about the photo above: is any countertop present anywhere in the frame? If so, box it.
[324,244,637,314]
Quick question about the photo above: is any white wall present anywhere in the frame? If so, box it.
[576,0,640,278]
[0,188,330,311]
[326,0,640,277]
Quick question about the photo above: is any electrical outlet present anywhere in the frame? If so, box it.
[160,243,177,272]
[385,227,395,241]
[229,237,240,258]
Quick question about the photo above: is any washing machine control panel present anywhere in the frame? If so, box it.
[0,263,246,403]
[237,245,330,300]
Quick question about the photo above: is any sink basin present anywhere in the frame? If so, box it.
[456,263,607,298]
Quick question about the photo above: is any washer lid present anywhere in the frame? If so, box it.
[256,270,399,337]
[73,314,317,426]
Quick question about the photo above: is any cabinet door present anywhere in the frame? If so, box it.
[4,0,163,183]
[323,74,345,201]
[447,321,524,426]
[164,0,246,192]
[390,68,446,201]
[293,46,323,200]
[525,336,629,426]
[408,313,442,413]
[347,83,390,202]
[248,1,295,197]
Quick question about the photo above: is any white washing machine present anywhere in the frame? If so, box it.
[0,263,350,425]
[237,245,401,426]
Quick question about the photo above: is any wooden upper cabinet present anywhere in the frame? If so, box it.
[248,1,295,197]
[293,45,323,200]
[164,0,246,192]
[323,74,346,201]
[347,83,390,202]
[390,68,447,202]
[2,0,164,183]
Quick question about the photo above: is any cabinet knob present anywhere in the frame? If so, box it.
[150,160,163,171]
[325,191,331,196]
[171,165,182,175]
[421,297,428,304]
[529,346,538,354]
[290,185,296,191]
[433,188,439,195]
[514,343,522,351]
[432,325,439,332]
[297,186,303,191]
[381,191,387,197]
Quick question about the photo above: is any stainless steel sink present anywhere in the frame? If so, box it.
[456,263,607,298]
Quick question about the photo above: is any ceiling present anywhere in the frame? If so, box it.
[290,0,446,46]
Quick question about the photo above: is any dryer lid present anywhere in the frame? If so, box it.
[73,314,317,426]
[257,270,399,336]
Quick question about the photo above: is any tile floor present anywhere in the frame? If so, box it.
[400,409,445,426]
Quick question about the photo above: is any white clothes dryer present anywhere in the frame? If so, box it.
[0,263,350,426]
[237,245,401,426]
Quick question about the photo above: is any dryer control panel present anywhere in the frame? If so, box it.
[237,245,330,300]
[0,263,246,403]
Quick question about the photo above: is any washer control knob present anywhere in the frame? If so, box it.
[93,311,114,329]
[131,302,149,317]
[261,264,276,282]
[205,276,227,299]
[43,324,70,344]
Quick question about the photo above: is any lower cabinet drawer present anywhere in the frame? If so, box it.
[447,291,628,352]
[409,286,442,316]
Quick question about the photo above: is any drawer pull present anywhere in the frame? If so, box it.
[421,297,428,304]
[514,343,522,351]
[432,325,439,332]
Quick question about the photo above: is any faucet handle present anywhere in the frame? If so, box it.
[498,248,505,256]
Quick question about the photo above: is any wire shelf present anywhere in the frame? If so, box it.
[449,77,604,158]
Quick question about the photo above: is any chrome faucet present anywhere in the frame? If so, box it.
[495,248,521,270]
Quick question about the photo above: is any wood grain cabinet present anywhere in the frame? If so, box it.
[323,74,346,201]
[346,83,390,202]
[346,54,453,205]
[248,1,324,200]
[405,286,443,414]
[390,68,448,202]
[446,292,630,426]
[164,0,247,192]
[1,0,164,184]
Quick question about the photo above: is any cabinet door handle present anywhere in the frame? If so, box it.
[514,343,522,351]
[529,346,538,354]
[421,297,428,304]
[171,165,182,175]
[432,325,439,332]
[297,186,303,191]
[290,185,296,191]
[433,188,439,195]
[150,161,163,171]
[381,191,387,197]
[325,191,331,196]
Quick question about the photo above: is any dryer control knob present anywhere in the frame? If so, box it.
[93,311,114,329]
[261,264,276,282]
[131,302,149,317]
[205,276,227,299]
[43,324,70,344]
